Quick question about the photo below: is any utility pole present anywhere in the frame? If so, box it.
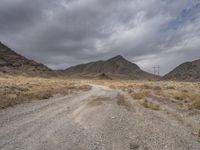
[153,65,160,80]
[153,66,156,75]
[157,65,160,76]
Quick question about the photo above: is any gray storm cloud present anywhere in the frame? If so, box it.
[0,0,200,75]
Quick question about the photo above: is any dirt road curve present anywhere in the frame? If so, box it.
[0,84,199,150]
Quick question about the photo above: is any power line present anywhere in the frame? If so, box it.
[153,65,160,76]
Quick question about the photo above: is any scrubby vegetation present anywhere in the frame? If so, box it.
[116,94,133,111]
[139,99,160,110]
[90,80,200,111]
[1,75,199,112]
[0,75,90,109]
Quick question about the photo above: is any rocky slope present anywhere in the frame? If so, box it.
[64,55,156,80]
[163,59,200,82]
[0,42,52,76]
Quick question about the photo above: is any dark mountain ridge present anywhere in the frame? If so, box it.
[3,41,199,81]
[64,55,157,80]
[0,41,52,75]
[163,59,200,81]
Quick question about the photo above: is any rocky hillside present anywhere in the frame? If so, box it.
[0,42,52,76]
[64,55,157,80]
[163,59,200,81]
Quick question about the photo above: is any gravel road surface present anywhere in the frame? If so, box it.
[0,84,199,150]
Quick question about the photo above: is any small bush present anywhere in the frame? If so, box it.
[174,96,185,101]
[153,86,161,91]
[130,143,139,149]
[198,129,200,138]
[41,93,53,99]
[191,99,200,110]
[117,94,133,111]
[166,86,175,90]
[140,84,151,89]
[182,89,188,93]
[139,100,160,110]
[169,91,186,101]
[132,91,150,100]
[132,93,144,100]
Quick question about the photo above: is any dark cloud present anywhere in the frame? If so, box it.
[0,0,200,75]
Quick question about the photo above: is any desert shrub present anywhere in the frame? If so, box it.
[132,93,144,100]
[130,143,139,149]
[167,91,186,101]
[153,86,161,91]
[191,99,200,110]
[132,90,150,100]
[41,93,53,99]
[166,86,175,90]
[140,84,151,89]
[117,94,133,111]
[139,99,160,110]
[174,95,185,100]
[0,76,91,109]
[182,89,188,93]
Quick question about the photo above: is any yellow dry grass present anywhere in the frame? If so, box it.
[87,80,200,110]
[0,75,90,109]
[0,75,199,110]
[139,99,160,110]
[116,94,134,111]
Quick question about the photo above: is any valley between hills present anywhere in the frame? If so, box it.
[0,42,200,150]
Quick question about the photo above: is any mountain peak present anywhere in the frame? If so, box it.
[0,41,8,49]
[0,41,4,45]
[108,55,126,61]
[0,42,51,75]
[0,41,4,48]
[112,55,124,59]
[114,55,123,58]
[163,58,200,81]
[65,55,156,80]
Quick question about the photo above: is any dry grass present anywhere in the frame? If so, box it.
[169,91,186,100]
[132,90,150,100]
[198,129,200,138]
[1,76,199,111]
[88,80,200,110]
[116,94,134,111]
[139,99,160,110]
[0,75,91,109]
[198,129,200,139]
[191,99,200,110]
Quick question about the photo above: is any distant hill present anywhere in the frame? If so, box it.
[0,41,52,76]
[64,55,157,80]
[163,59,200,81]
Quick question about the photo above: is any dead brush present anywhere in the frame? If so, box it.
[117,94,134,111]
[167,91,186,101]
[190,99,200,110]
[198,130,200,142]
[174,92,200,110]
[198,129,200,138]
[165,86,175,90]
[140,84,151,89]
[0,75,91,109]
[139,99,160,110]
[132,90,150,100]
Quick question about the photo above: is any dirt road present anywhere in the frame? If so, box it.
[0,84,199,150]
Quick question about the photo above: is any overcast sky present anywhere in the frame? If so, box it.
[0,0,200,75]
